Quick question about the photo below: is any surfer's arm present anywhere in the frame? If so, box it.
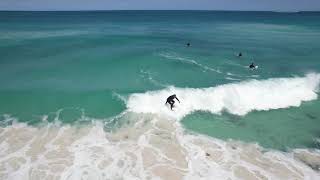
[175,97,180,103]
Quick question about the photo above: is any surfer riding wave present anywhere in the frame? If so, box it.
[165,94,180,110]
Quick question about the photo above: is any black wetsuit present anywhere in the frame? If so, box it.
[249,63,255,69]
[165,95,180,110]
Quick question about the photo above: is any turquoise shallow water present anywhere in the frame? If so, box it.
[1,11,320,150]
[182,99,320,151]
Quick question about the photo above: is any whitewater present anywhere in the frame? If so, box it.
[127,73,320,119]
[1,74,320,180]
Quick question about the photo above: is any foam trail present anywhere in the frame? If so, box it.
[224,60,245,68]
[1,30,89,40]
[140,69,169,88]
[112,91,127,104]
[225,77,241,81]
[159,53,222,73]
[127,73,320,119]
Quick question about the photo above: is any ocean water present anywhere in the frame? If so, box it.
[1,11,320,179]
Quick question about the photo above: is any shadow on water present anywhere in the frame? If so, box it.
[306,113,318,120]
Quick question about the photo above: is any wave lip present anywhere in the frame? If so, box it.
[127,73,320,119]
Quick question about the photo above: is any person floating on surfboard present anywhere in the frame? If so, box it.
[249,62,257,69]
[165,94,180,110]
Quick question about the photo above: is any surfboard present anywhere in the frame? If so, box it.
[165,102,180,111]
[249,66,258,70]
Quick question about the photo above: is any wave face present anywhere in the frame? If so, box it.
[127,73,320,119]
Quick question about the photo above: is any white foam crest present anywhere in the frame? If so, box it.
[127,73,320,119]
[159,53,222,73]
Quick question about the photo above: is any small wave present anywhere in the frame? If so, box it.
[140,69,169,88]
[159,53,222,74]
[112,92,127,104]
[127,73,320,119]
[250,74,260,78]
[225,77,241,81]
[226,72,244,78]
[224,60,245,68]
[0,30,89,40]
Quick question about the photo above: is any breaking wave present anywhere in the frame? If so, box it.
[127,73,320,119]
[1,74,320,180]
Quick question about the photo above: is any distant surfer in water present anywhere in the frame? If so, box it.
[249,62,256,69]
[165,94,180,110]
[186,42,190,47]
[238,52,242,57]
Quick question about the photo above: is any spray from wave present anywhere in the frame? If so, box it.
[127,73,320,119]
